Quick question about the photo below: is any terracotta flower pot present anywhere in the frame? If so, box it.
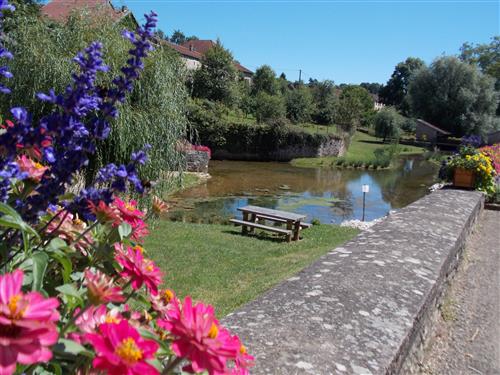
[453,168,475,188]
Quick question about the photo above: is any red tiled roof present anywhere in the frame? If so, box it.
[235,62,253,75]
[181,40,215,55]
[164,41,202,60]
[41,0,126,22]
[416,119,451,135]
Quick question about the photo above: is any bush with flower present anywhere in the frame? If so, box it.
[440,137,497,194]
[0,2,253,374]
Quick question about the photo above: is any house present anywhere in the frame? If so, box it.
[415,119,451,143]
[167,39,253,82]
[41,0,137,25]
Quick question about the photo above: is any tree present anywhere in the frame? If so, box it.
[379,57,425,114]
[169,29,186,44]
[285,86,313,124]
[408,56,498,137]
[460,37,500,114]
[360,82,382,95]
[192,41,237,104]
[252,65,278,95]
[374,107,403,141]
[335,85,374,134]
[253,92,285,123]
[310,80,336,125]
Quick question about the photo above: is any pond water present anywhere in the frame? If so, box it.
[166,158,439,224]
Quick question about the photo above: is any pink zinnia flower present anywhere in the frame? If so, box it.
[158,297,239,374]
[150,288,177,316]
[85,320,159,375]
[228,336,254,375]
[84,269,125,305]
[69,306,123,344]
[0,270,60,375]
[111,198,149,242]
[115,244,163,295]
[89,200,121,224]
[16,155,48,182]
[46,210,93,254]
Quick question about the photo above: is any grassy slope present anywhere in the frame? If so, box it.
[145,222,358,316]
[291,131,426,168]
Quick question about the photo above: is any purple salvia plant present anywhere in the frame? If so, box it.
[0,5,159,221]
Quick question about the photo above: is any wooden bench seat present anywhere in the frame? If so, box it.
[255,214,312,228]
[230,219,292,241]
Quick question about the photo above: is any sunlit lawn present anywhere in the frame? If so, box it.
[145,222,358,316]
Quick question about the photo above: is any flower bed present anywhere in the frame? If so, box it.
[0,2,252,374]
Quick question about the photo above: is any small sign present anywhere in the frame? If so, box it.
[362,184,370,193]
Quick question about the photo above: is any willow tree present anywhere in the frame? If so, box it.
[1,8,189,195]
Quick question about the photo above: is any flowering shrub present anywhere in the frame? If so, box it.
[441,143,497,194]
[0,2,253,374]
[192,144,212,158]
[480,143,500,175]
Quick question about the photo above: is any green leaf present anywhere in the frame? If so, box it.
[32,252,49,291]
[53,338,93,357]
[118,222,132,239]
[55,283,83,303]
[49,250,72,283]
[0,203,39,238]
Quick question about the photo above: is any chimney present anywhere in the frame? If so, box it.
[189,44,194,52]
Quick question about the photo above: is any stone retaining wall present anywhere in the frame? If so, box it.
[223,189,484,374]
[185,150,209,173]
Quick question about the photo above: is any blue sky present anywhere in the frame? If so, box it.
[118,0,499,84]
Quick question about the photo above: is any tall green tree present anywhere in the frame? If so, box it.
[310,80,336,125]
[192,41,237,104]
[379,57,425,114]
[335,85,374,134]
[374,107,403,141]
[360,82,382,95]
[253,92,285,123]
[252,65,279,95]
[408,56,498,137]
[285,86,313,124]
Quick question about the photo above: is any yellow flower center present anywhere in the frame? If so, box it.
[33,161,45,170]
[240,345,247,355]
[115,337,143,365]
[208,323,218,339]
[8,295,24,319]
[145,261,154,272]
[133,245,144,254]
[125,203,136,212]
[163,289,174,303]
[105,314,120,324]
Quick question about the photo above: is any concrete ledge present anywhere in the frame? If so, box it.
[223,190,484,374]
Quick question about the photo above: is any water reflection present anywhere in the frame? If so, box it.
[167,159,438,224]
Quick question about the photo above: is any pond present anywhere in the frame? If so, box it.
[166,158,439,224]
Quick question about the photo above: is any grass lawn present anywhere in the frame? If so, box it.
[291,131,426,168]
[145,221,358,316]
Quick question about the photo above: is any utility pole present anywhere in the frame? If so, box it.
[298,69,302,84]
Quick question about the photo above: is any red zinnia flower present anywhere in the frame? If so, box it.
[0,270,60,375]
[16,155,48,182]
[158,297,239,374]
[85,320,159,375]
[115,244,163,295]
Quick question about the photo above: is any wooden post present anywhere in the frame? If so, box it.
[286,220,293,242]
[249,213,257,233]
[242,211,249,234]
[293,221,301,241]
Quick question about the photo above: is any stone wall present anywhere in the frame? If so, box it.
[185,150,209,173]
[223,189,484,374]
[212,136,345,162]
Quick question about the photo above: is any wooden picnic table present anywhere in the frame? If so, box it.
[231,205,308,242]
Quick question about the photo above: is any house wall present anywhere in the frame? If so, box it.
[416,123,437,142]
[182,58,202,71]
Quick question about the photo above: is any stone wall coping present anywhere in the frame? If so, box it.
[223,189,484,374]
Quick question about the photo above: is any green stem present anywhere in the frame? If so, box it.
[162,357,183,375]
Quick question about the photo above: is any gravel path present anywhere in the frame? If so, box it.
[419,209,500,375]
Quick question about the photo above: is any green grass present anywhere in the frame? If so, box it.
[145,222,358,316]
[291,131,426,169]
[162,172,206,198]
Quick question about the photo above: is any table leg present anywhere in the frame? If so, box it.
[249,213,257,233]
[286,220,293,242]
[242,212,249,234]
[293,221,301,241]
